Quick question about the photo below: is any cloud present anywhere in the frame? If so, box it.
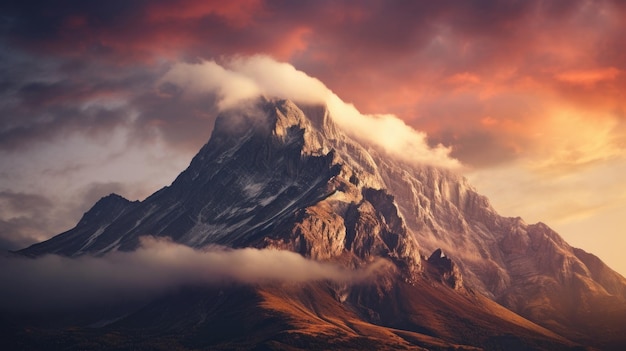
[0,191,53,216]
[0,217,51,251]
[3,0,625,168]
[159,55,460,168]
[0,131,192,252]
[159,56,330,110]
[555,67,621,86]
[159,60,261,110]
[0,236,393,312]
[0,49,150,152]
[0,191,56,250]
[146,0,262,25]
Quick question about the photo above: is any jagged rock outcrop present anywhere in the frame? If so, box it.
[426,248,463,289]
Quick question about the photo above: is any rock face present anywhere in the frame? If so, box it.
[18,97,626,350]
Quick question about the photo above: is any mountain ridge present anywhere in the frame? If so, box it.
[14,97,626,350]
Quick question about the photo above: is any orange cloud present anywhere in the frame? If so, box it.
[447,72,481,85]
[528,106,622,173]
[554,67,621,85]
[270,26,312,60]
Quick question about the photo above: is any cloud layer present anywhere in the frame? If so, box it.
[0,237,392,312]
[2,0,624,169]
[160,56,460,168]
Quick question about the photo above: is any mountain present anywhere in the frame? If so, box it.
[11,98,626,350]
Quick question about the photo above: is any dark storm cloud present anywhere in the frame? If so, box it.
[0,1,584,62]
[3,0,624,72]
[0,237,393,312]
[0,0,146,55]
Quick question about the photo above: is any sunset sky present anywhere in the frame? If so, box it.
[1,0,625,276]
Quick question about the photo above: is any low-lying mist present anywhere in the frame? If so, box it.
[0,237,392,312]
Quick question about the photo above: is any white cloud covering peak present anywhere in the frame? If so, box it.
[160,55,460,169]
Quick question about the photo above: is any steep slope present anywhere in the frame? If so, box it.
[369,152,626,346]
[5,281,577,351]
[17,97,626,349]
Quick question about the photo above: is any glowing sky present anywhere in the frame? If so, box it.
[1,0,625,276]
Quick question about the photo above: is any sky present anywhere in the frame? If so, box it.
[0,0,625,276]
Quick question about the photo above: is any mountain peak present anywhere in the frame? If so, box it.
[77,193,134,227]
[19,193,138,257]
[208,98,338,158]
[17,96,626,349]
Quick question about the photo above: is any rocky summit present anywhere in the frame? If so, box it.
[12,98,626,350]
